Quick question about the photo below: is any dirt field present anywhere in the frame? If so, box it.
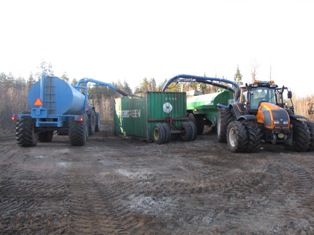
[1,126,314,234]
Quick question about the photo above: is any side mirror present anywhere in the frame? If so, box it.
[288,91,292,99]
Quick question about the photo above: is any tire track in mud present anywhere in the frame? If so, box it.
[106,151,314,234]
[0,140,70,234]
[2,136,314,234]
[0,177,69,234]
[67,174,137,234]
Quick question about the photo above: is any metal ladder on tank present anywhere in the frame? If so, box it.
[44,76,56,114]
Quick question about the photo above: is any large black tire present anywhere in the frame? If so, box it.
[88,110,96,135]
[306,121,314,151]
[69,115,88,146]
[187,113,204,135]
[227,121,248,153]
[153,123,165,144]
[162,123,171,143]
[242,121,263,153]
[16,116,38,147]
[217,108,234,143]
[187,121,197,141]
[284,119,311,152]
[38,131,53,142]
[180,122,193,142]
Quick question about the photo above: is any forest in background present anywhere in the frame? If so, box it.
[1,63,313,136]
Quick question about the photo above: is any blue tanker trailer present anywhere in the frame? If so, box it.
[12,73,128,147]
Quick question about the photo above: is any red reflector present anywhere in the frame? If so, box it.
[34,98,43,106]
[77,116,84,122]
[12,114,18,121]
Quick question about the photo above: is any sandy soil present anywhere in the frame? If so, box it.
[1,127,314,234]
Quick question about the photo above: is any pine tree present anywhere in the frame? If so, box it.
[234,66,243,85]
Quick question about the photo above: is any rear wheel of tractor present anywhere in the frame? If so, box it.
[180,122,193,141]
[38,131,53,142]
[285,119,311,152]
[88,110,96,135]
[217,108,234,143]
[227,121,248,153]
[242,121,262,153]
[162,123,171,143]
[153,123,165,144]
[187,121,197,141]
[69,115,88,146]
[306,121,314,151]
[16,116,38,147]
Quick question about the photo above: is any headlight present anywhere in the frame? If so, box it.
[274,120,280,125]
[283,121,289,125]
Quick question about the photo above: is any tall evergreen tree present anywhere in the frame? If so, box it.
[123,81,133,95]
[234,66,243,85]
[27,73,35,90]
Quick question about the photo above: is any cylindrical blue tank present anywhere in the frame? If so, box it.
[28,76,85,114]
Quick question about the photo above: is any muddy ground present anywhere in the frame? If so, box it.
[1,125,314,235]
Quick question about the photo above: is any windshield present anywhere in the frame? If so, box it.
[249,87,276,109]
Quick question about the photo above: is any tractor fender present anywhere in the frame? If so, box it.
[230,102,246,119]
[290,114,308,121]
[217,103,228,109]
[237,115,257,121]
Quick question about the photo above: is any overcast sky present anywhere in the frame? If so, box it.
[1,0,313,97]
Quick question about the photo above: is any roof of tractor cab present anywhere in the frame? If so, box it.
[248,79,278,88]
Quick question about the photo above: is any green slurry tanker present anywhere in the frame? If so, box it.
[186,90,234,134]
[162,74,240,135]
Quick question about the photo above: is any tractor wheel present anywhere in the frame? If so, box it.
[153,123,165,144]
[180,122,193,141]
[88,110,96,135]
[285,119,311,152]
[38,131,53,142]
[217,108,234,143]
[16,116,38,147]
[227,121,248,153]
[69,114,88,146]
[187,121,197,141]
[242,121,262,153]
[162,123,171,143]
[306,121,314,151]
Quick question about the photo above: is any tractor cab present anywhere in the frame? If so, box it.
[240,80,278,113]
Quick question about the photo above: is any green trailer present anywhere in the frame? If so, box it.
[114,92,197,144]
[187,90,234,134]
